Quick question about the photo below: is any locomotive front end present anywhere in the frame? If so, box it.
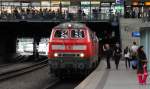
[48,23,97,76]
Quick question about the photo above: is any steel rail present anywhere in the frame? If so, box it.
[0,59,48,81]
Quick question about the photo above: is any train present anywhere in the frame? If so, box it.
[48,22,99,76]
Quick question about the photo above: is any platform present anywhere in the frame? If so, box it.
[75,59,150,89]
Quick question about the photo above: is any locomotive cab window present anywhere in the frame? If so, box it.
[54,30,68,38]
[71,30,85,38]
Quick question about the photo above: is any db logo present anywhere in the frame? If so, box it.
[66,45,72,50]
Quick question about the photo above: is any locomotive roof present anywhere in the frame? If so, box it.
[54,22,87,29]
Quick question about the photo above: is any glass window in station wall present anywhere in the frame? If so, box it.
[21,2,31,9]
[80,0,100,18]
[101,2,110,13]
[41,1,50,6]
[61,0,70,12]
[51,0,60,11]
[32,2,40,7]
[69,6,79,13]
[81,1,90,15]
[1,2,20,14]
[1,7,11,13]
[91,1,100,7]
[115,5,124,15]
[61,1,70,7]
[31,2,41,10]
[41,1,50,9]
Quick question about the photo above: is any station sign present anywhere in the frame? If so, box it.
[132,32,140,37]
[132,2,139,6]
[81,1,90,6]
[51,1,60,6]
[144,2,150,6]
[61,1,70,7]
[41,1,50,6]
[32,2,40,6]
[101,3,110,6]
[116,0,124,4]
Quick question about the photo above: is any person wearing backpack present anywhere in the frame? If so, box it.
[130,42,138,69]
[124,46,130,69]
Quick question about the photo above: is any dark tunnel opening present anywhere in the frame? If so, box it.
[0,22,120,62]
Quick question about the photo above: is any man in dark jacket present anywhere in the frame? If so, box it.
[113,43,122,70]
[104,44,112,69]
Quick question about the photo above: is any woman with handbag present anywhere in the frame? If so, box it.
[137,46,148,85]
[124,46,130,69]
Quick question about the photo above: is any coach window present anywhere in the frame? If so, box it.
[54,30,68,38]
[71,30,85,38]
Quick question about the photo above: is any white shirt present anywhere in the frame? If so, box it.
[125,52,130,58]
[131,45,138,52]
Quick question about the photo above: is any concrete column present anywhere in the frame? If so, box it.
[33,35,41,60]
[140,27,150,61]
[0,32,17,62]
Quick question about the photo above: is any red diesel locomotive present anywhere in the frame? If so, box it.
[48,22,99,76]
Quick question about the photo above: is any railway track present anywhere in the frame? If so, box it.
[0,59,48,81]
[0,55,47,68]
[0,63,12,67]
[0,55,26,68]
[45,76,86,89]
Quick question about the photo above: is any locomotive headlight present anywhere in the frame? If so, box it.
[80,53,84,58]
[54,53,58,57]
[68,24,72,28]
[72,45,87,50]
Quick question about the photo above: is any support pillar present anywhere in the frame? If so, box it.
[0,32,17,63]
[33,35,40,60]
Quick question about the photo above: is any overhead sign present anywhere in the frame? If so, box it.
[41,1,50,6]
[81,1,90,5]
[132,2,138,5]
[132,32,140,37]
[145,2,150,6]
[116,0,124,4]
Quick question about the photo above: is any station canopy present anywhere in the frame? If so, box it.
[2,0,115,3]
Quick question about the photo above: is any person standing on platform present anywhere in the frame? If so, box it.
[137,46,148,85]
[113,43,122,70]
[130,41,138,69]
[124,46,130,69]
[104,44,112,69]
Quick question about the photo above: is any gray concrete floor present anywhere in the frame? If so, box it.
[75,59,150,89]
[103,61,150,89]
